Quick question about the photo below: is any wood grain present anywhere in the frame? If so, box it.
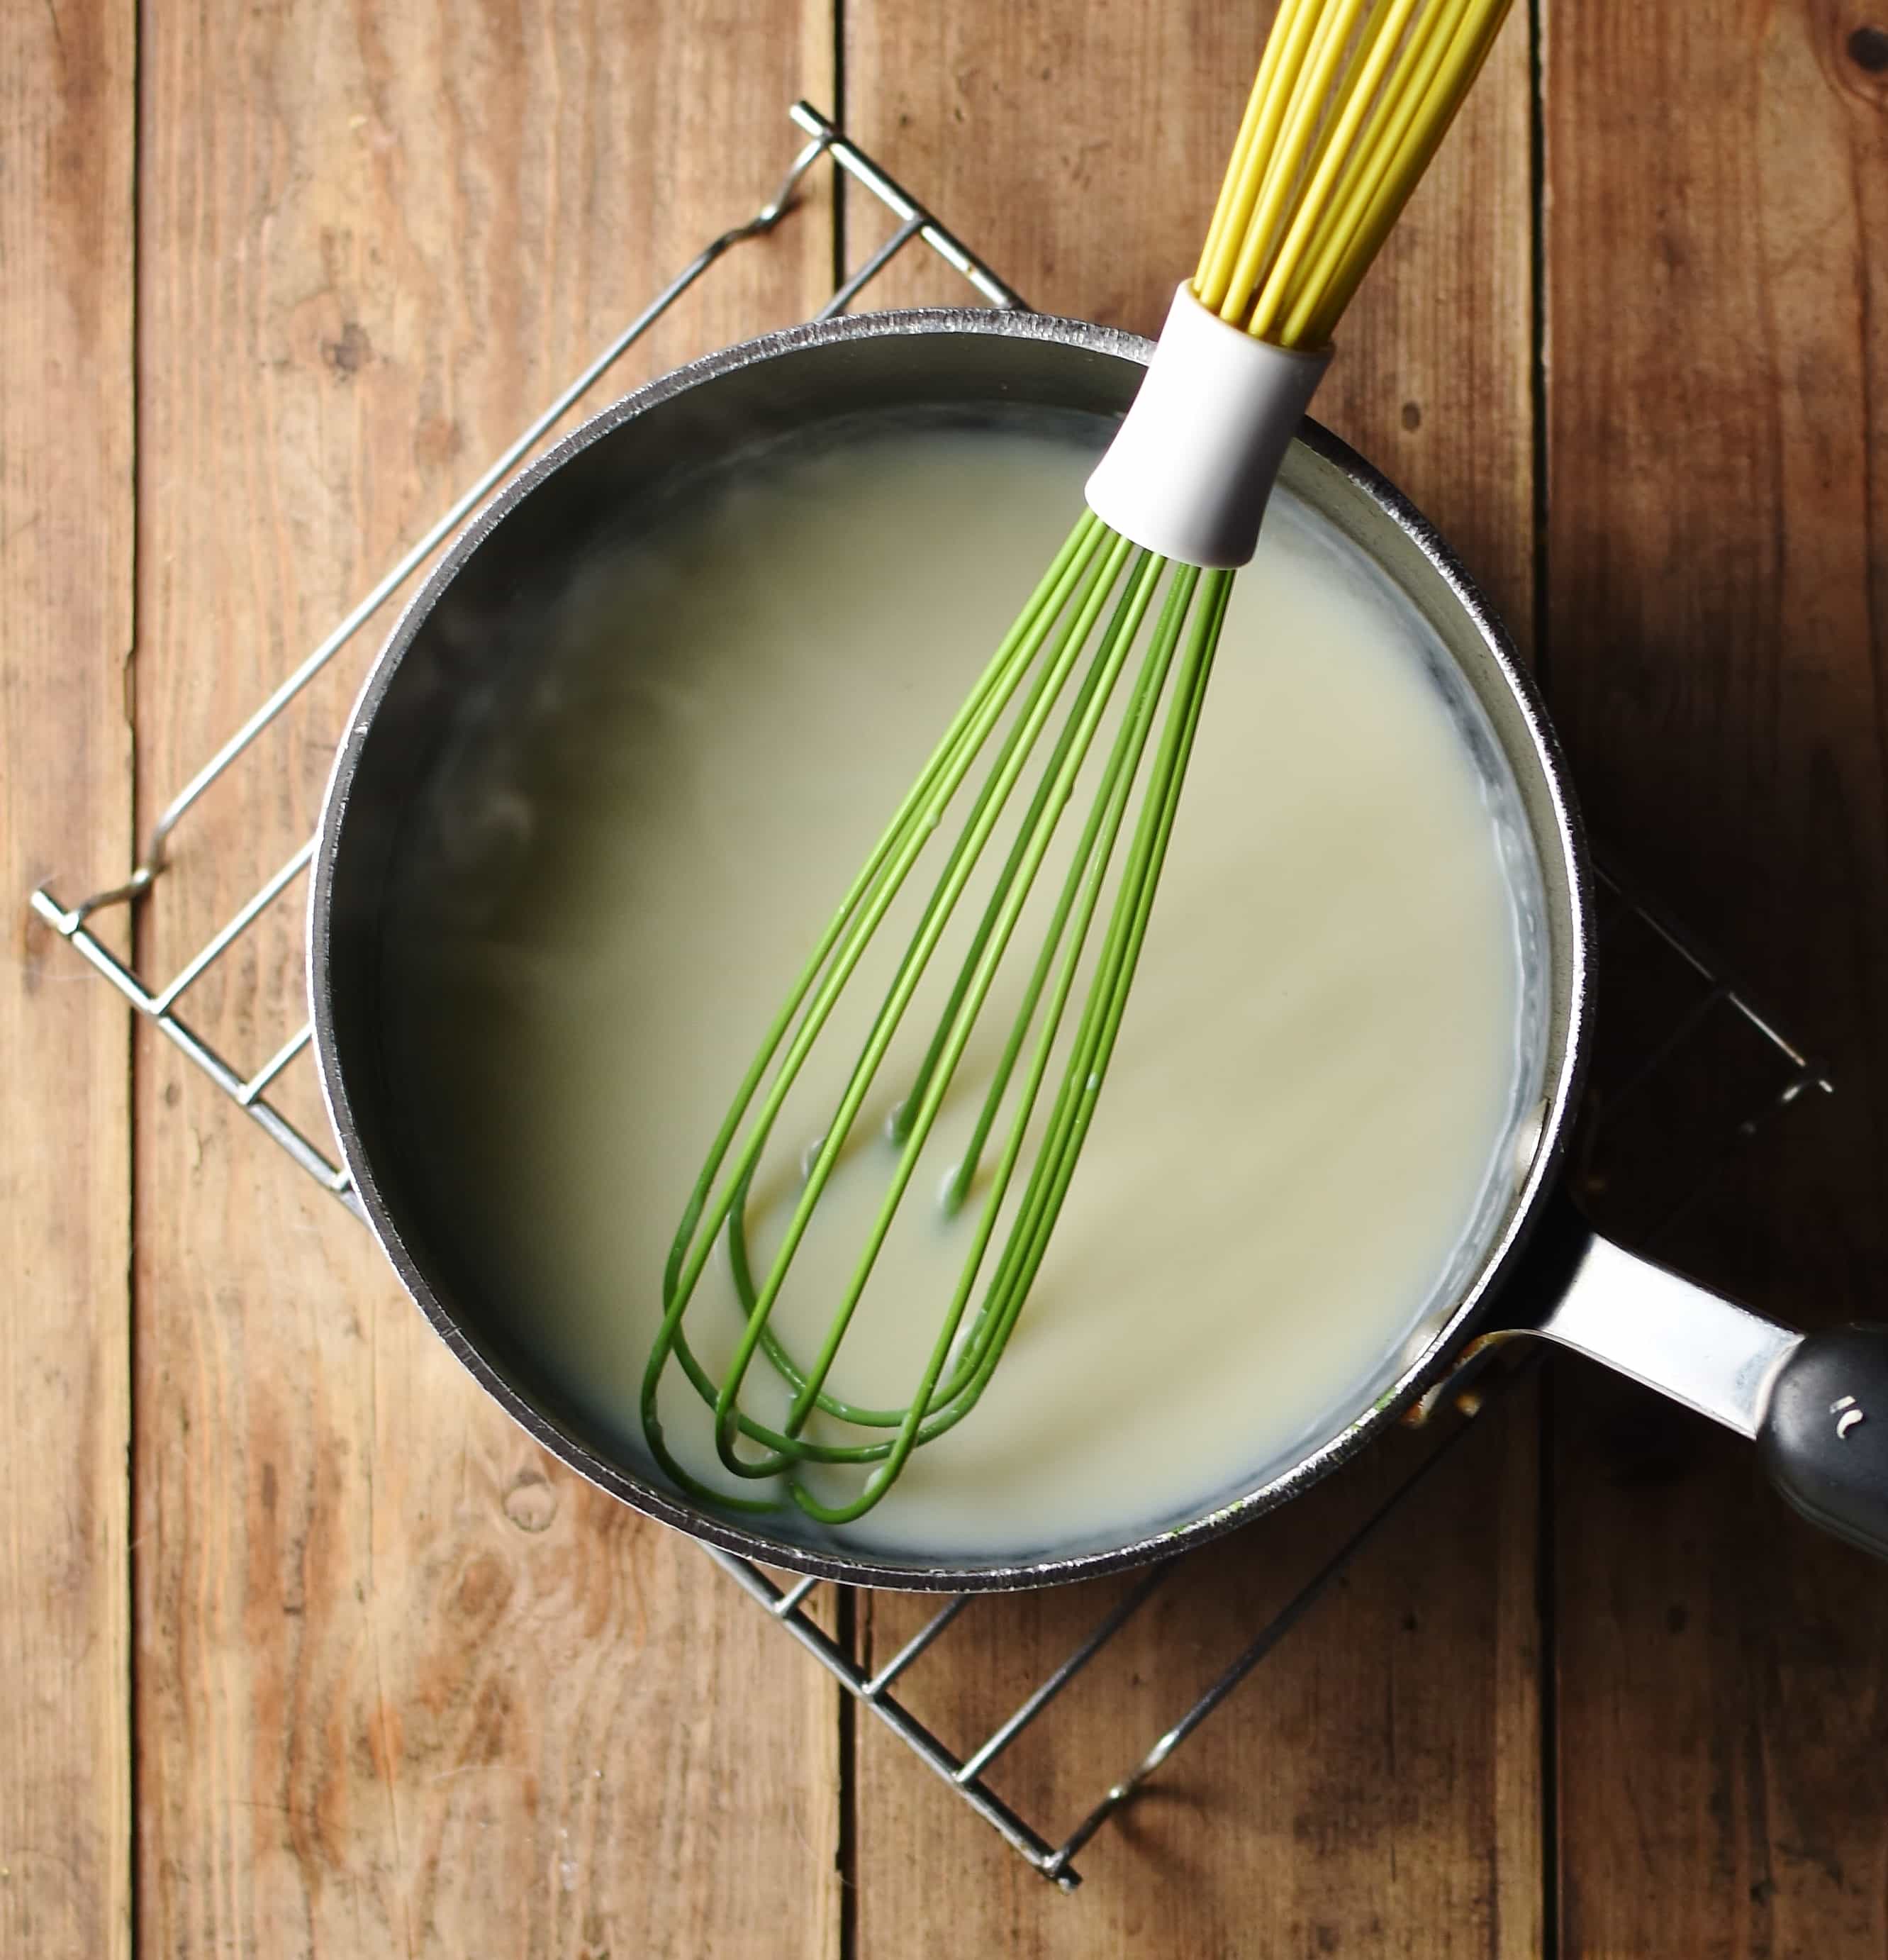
[1,0,135,1955]
[13,0,1887,1948]
[854,1414,1543,1954]
[842,6,1543,1948]
[1543,2,1888,1953]
[132,4,840,1955]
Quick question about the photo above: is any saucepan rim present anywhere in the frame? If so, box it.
[308,304,1592,1591]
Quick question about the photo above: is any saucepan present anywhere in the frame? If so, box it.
[311,308,1888,1587]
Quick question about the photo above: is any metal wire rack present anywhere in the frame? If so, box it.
[28,101,1833,1891]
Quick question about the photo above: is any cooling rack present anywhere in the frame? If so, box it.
[28,101,1833,1891]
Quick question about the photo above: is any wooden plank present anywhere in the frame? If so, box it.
[132,5,842,1955]
[1,1,135,1956]
[1543,3,1888,1952]
[854,1415,1543,1950]
[842,6,1543,1947]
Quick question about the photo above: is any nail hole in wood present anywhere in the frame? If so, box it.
[1850,25,1888,72]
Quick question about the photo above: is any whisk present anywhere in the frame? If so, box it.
[645,0,1514,1524]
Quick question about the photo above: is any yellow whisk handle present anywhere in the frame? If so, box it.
[1194,0,1512,350]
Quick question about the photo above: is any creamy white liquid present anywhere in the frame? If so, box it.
[390,417,1528,1561]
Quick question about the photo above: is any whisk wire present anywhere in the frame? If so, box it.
[642,516,1111,1494]
[647,548,1229,1522]
[1302,1,1504,342]
[1217,0,1363,330]
[882,550,1153,1150]
[781,564,1224,1524]
[644,0,1512,1521]
[736,559,1151,1429]
[1274,0,1464,341]
[1197,0,1507,345]
[1247,0,1423,339]
[1195,0,1319,310]
[774,564,1187,1521]
[700,533,1141,1468]
[973,572,1231,1355]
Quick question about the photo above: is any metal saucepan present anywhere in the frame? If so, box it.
[311,308,1888,1587]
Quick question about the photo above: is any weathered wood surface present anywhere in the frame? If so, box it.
[1543,5,1888,1954]
[1,0,136,1954]
[9,1,1888,1954]
[130,4,838,1956]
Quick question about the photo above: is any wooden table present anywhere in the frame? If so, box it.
[6,4,1886,1954]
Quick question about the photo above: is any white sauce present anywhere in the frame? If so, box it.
[391,418,1526,1561]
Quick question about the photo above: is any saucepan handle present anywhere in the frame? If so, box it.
[1513,1196,1888,1559]
[1755,1330,1888,1557]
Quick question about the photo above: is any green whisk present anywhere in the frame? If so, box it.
[645,0,1514,1524]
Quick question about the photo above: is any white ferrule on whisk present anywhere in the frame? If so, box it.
[1084,282,1334,570]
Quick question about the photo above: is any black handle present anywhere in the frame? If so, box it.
[1756,1326,1888,1559]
